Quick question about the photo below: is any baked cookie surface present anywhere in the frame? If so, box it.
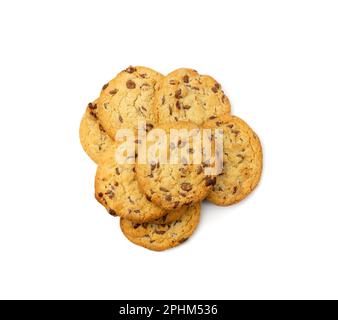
[147,206,186,225]
[120,203,200,251]
[203,114,263,206]
[97,66,163,139]
[79,99,114,164]
[136,121,216,210]
[95,146,166,222]
[155,68,231,125]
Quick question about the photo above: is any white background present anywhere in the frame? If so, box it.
[0,0,337,300]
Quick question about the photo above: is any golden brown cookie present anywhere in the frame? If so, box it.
[95,145,166,222]
[154,68,231,125]
[136,121,216,210]
[120,203,200,251]
[203,114,263,205]
[79,100,115,163]
[148,206,186,224]
[97,66,163,139]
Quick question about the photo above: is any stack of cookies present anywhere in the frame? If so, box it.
[79,66,263,251]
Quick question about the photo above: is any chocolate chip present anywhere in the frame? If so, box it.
[146,123,154,132]
[133,223,141,229]
[176,100,181,109]
[181,183,192,192]
[237,154,245,163]
[99,124,105,132]
[109,88,118,95]
[232,130,240,136]
[134,209,140,213]
[102,83,109,90]
[126,80,136,89]
[175,89,182,99]
[89,110,97,120]
[165,195,172,201]
[169,106,173,115]
[183,75,189,83]
[128,196,135,204]
[196,166,203,174]
[161,96,165,105]
[98,192,103,198]
[183,105,191,110]
[169,79,176,85]
[140,73,148,78]
[179,167,188,175]
[205,176,216,186]
[88,102,97,110]
[209,115,216,120]
[118,115,123,123]
[108,209,117,216]
[146,195,152,201]
[160,187,169,192]
[233,186,238,194]
[115,168,120,175]
[211,87,218,93]
[125,66,136,73]
[155,230,166,235]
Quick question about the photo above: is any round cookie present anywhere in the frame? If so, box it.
[136,121,216,210]
[203,114,263,206]
[97,66,163,139]
[120,203,200,251]
[95,145,166,223]
[154,68,231,126]
[79,99,115,164]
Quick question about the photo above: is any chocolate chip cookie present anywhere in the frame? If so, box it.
[79,99,115,163]
[95,144,166,222]
[97,66,163,139]
[136,121,216,210]
[120,203,200,251]
[203,114,263,205]
[154,68,231,126]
